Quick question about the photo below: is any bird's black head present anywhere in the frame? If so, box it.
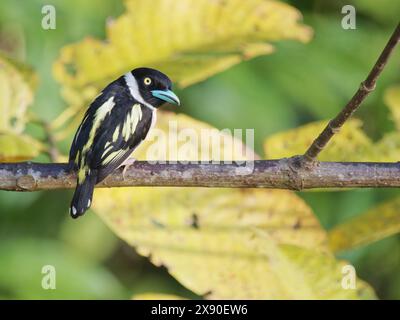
[127,67,180,108]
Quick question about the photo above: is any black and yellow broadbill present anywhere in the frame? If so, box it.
[68,68,180,218]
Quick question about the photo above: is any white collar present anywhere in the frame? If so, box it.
[124,72,155,110]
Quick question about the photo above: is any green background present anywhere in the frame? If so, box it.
[0,0,399,299]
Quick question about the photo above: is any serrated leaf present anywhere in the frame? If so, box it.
[92,112,374,299]
[256,238,375,299]
[52,0,311,138]
[264,119,373,161]
[329,198,400,253]
[54,0,311,88]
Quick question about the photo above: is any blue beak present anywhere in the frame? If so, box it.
[151,89,180,106]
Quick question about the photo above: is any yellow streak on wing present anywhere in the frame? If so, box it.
[130,104,141,135]
[122,113,131,141]
[121,104,142,142]
[105,141,111,148]
[77,166,87,184]
[102,144,114,159]
[130,110,136,129]
[74,150,81,165]
[74,114,88,143]
[82,97,115,153]
[134,104,142,121]
[112,125,120,142]
[76,97,115,185]
[102,149,127,166]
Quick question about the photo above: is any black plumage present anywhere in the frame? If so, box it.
[68,68,180,218]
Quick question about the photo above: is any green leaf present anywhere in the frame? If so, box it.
[328,198,400,253]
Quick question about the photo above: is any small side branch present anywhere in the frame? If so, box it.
[1,160,400,191]
[303,23,400,163]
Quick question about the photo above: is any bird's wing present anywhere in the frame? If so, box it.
[68,85,119,169]
[92,101,154,183]
[68,92,109,171]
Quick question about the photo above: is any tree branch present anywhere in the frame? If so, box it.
[2,26,399,193]
[1,159,400,191]
[303,23,400,163]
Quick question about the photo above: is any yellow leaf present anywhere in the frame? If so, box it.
[0,54,36,133]
[52,0,312,138]
[54,0,311,88]
[263,116,400,163]
[132,293,185,300]
[329,198,400,253]
[92,112,374,299]
[0,52,37,91]
[373,131,400,162]
[264,119,374,161]
[133,111,257,163]
[0,132,43,162]
[384,84,400,131]
[0,55,42,161]
[258,239,375,299]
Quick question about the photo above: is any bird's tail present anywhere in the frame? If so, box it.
[70,174,97,219]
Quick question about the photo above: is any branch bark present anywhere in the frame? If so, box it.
[1,25,399,193]
[303,23,400,163]
[1,159,400,191]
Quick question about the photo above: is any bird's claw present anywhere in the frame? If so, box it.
[121,158,136,180]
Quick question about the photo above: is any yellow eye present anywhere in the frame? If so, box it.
[144,77,152,85]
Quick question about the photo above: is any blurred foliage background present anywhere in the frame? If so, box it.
[0,0,399,299]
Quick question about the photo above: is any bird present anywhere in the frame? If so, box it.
[68,67,180,218]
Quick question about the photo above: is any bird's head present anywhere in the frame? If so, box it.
[129,67,180,108]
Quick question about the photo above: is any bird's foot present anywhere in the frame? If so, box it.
[121,157,136,180]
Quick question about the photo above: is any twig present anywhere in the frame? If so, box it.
[1,160,400,191]
[303,23,400,164]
